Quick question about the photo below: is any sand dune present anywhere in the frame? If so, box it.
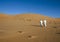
[0,14,60,42]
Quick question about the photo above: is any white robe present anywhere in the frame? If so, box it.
[40,20,43,26]
[44,20,47,27]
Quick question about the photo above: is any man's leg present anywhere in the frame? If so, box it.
[40,23,43,27]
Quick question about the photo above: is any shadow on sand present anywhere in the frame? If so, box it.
[31,25,42,27]
[56,33,60,34]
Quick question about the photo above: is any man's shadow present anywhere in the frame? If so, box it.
[31,25,42,27]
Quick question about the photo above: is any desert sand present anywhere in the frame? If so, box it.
[0,14,60,42]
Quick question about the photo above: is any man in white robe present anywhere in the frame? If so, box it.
[40,20,43,27]
[43,19,47,27]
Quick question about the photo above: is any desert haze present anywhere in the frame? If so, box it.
[0,14,60,42]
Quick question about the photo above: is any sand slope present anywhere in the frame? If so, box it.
[0,14,60,42]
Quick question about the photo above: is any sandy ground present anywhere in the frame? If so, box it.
[0,14,60,42]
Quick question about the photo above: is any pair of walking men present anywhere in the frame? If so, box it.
[40,19,47,27]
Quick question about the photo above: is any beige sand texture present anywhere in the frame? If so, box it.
[0,14,60,42]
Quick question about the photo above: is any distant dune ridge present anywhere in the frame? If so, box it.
[0,14,60,42]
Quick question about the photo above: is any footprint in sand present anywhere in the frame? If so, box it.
[28,35,37,39]
[17,31,24,34]
[52,26,57,28]
[56,33,60,34]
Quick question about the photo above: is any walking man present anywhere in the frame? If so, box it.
[43,19,47,27]
[40,20,43,27]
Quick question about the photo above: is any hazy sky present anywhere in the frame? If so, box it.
[0,0,60,18]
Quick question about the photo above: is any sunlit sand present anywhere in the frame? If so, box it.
[0,14,60,42]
